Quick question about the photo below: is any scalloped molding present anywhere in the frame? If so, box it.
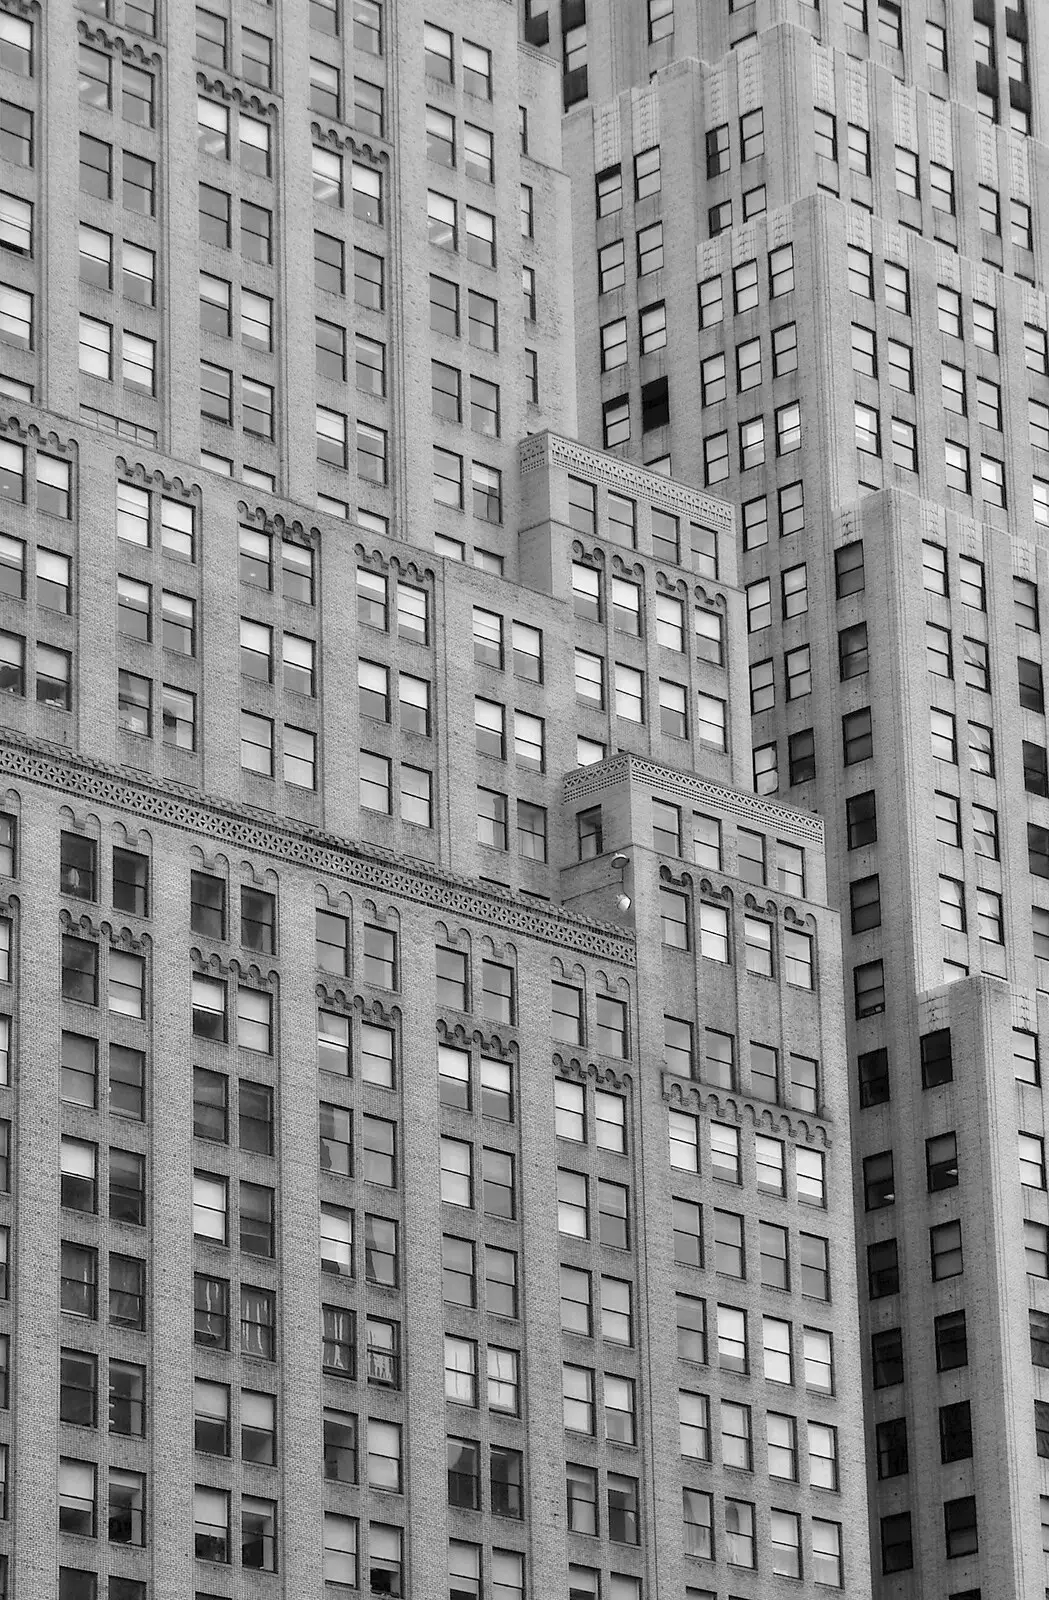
[59,907,150,954]
[310,121,389,167]
[1,735,634,965]
[237,501,318,549]
[519,432,735,536]
[354,542,436,586]
[116,456,198,502]
[563,752,823,847]
[437,1017,516,1061]
[662,1073,832,1146]
[197,71,278,118]
[2,416,76,457]
[78,19,162,67]
[553,1052,632,1093]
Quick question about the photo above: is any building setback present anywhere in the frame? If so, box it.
[0,2,869,1598]
[526,0,1049,1596]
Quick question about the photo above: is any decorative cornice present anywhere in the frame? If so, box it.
[563,752,824,848]
[611,553,645,581]
[197,72,277,117]
[78,19,161,67]
[437,1018,515,1060]
[353,542,436,586]
[554,1053,632,1093]
[116,457,199,501]
[1,416,76,456]
[237,502,318,548]
[571,539,603,569]
[519,432,735,537]
[314,986,400,1026]
[190,949,277,990]
[662,1074,831,1145]
[0,735,635,964]
[309,121,388,167]
[59,908,150,954]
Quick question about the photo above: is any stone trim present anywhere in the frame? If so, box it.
[0,734,636,965]
[563,752,824,846]
[519,432,735,536]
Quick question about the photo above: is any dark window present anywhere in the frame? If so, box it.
[60,1349,98,1426]
[109,1149,146,1225]
[863,1151,895,1209]
[943,1495,978,1558]
[240,886,275,953]
[109,1045,144,1120]
[60,833,97,900]
[871,1327,903,1387]
[448,1437,480,1509]
[926,1132,958,1191]
[854,959,884,1017]
[868,1238,899,1298]
[194,1273,229,1348]
[239,1084,274,1156]
[1032,1309,1049,1367]
[1024,741,1048,796]
[578,806,603,860]
[934,1310,967,1371]
[881,1511,913,1574]
[112,848,148,916]
[191,872,225,939]
[59,1241,97,1318]
[61,937,98,1005]
[850,874,881,932]
[110,1252,145,1329]
[788,728,816,784]
[834,541,864,596]
[109,1360,145,1436]
[939,1400,972,1462]
[1033,819,1049,878]
[842,707,873,764]
[193,1067,228,1142]
[1037,1401,1049,1458]
[846,790,877,848]
[839,622,868,679]
[491,1444,523,1518]
[858,1048,890,1107]
[876,1416,908,1478]
[1020,657,1045,712]
[920,1028,953,1087]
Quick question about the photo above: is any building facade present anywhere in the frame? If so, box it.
[528,0,1049,1596]
[0,2,870,1599]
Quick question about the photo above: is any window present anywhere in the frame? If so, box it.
[835,542,864,597]
[847,246,872,298]
[848,122,870,173]
[930,1219,963,1280]
[738,105,765,159]
[586,158,622,222]
[0,192,32,257]
[815,110,838,162]
[1015,1031,1040,1086]
[930,709,956,764]
[634,146,661,200]
[461,37,490,98]
[1020,1133,1046,1189]
[944,1497,978,1559]
[844,931,884,1006]
[640,301,666,354]
[855,402,880,455]
[843,707,873,764]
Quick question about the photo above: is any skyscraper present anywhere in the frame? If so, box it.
[0,0,870,1596]
[524,0,1049,1594]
